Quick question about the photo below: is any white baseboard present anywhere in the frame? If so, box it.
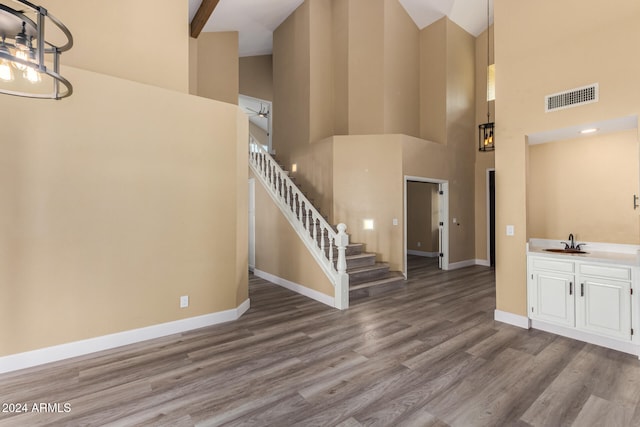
[407,250,438,258]
[475,259,491,267]
[253,268,335,308]
[494,310,531,329]
[531,319,639,357]
[0,299,251,375]
[448,259,477,270]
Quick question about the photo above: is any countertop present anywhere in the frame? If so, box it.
[527,239,640,267]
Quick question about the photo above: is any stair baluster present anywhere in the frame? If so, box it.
[249,136,349,309]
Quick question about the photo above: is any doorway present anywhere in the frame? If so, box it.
[404,176,449,276]
[487,169,495,267]
[239,94,272,153]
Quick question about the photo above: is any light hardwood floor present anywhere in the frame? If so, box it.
[1,256,640,426]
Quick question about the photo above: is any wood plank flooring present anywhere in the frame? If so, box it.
[1,256,640,426]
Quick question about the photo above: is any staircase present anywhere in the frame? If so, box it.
[249,138,405,305]
[343,246,406,300]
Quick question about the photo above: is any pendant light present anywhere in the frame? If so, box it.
[0,0,73,99]
[479,0,495,152]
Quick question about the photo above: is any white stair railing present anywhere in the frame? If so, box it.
[249,136,349,309]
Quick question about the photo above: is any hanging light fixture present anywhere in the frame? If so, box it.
[0,0,73,99]
[479,0,494,152]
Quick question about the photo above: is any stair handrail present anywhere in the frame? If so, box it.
[249,136,349,309]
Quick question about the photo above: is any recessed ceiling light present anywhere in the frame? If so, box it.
[580,128,598,134]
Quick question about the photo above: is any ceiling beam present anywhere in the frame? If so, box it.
[190,0,221,39]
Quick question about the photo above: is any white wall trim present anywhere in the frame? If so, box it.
[0,299,251,374]
[531,319,639,357]
[494,310,531,329]
[448,259,477,270]
[407,250,438,258]
[253,268,335,308]
[475,259,491,267]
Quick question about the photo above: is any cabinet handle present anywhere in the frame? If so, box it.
[581,283,584,297]
[569,282,573,295]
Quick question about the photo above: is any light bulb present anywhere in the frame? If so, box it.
[0,42,14,82]
[0,60,14,81]
[14,49,28,71]
[24,66,40,83]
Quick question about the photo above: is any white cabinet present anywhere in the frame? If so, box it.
[528,256,634,343]
[531,271,575,327]
[576,265,632,341]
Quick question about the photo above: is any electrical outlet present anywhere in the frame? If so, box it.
[180,295,189,308]
[417,242,421,247]
[392,218,398,226]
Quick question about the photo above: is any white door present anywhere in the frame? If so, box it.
[248,179,256,271]
[576,277,631,340]
[531,271,575,327]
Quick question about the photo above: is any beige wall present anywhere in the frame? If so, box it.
[420,18,447,143]
[333,135,404,270]
[347,0,385,135]
[252,171,335,298]
[528,130,639,244]
[495,0,640,316]
[189,37,199,95]
[0,67,247,357]
[271,3,477,272]
[196,32,239,104]
[309,0,335,143]
[239,55,274,101]
[273,0,311,169]
[39,0,189,93]
[383,0,420,137]
[474,26,495,261]
[407,182,439,252]
[332,0,349,135]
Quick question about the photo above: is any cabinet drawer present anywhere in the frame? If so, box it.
[579,264,631,281]
[531,257,574,273]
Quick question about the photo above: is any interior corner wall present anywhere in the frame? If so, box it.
[474,26,495,262]
[419,18,447,143]
[189,37,199,96]
[309,0,335,143]
[444,20,477,264]
[37,0,190,93]
[0,66,247,357]
[495,0,640,316]
[239,55,274,101]
[196,32,240,104]
[383,0,420,137]
[332,0,349,135]
[273,0,311,168]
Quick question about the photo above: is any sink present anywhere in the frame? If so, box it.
[544,248,588,254]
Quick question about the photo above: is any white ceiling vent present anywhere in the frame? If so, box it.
[545,83,599,112]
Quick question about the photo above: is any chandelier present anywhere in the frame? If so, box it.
[0,0,73,99]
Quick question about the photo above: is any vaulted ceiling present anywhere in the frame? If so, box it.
[188,0,494,57]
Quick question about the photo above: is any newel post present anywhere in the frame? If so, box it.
[335,223,349,310]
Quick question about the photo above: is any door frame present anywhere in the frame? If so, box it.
[404,176,450,276]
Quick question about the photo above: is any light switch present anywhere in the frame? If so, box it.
[392,218,398,226]
[506,225,515,236]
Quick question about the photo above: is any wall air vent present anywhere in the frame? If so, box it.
[545,83,599,112]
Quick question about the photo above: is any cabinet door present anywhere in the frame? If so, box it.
[576,277,631,341]
[530,272,575,327]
